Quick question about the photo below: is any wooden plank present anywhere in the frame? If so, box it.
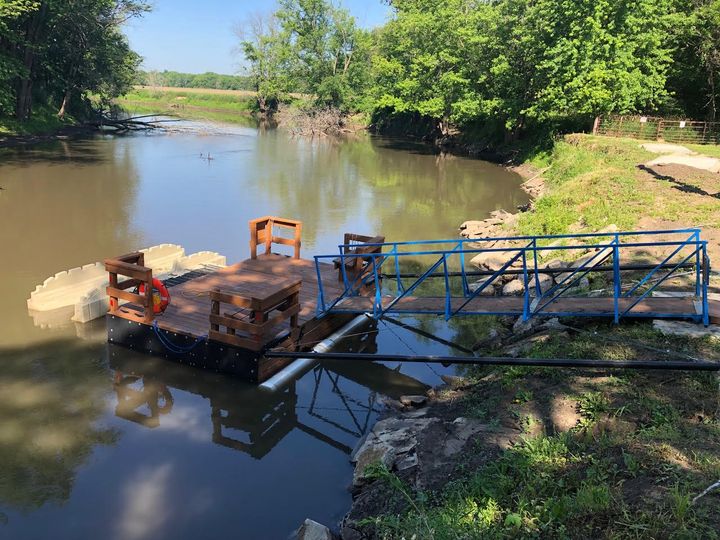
[209,290,254,309]
[104,259,152,281]
[106,286,146,304]
[271,236,297,246]
[116,278,143,291]
[255,280,302,311]
[262,303,300,334]
[210,313,264,335]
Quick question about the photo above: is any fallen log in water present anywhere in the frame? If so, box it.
[87,113,182,132]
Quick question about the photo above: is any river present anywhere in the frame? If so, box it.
[0,122,528,539]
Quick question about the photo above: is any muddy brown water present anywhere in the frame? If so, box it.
[0,122,527,539]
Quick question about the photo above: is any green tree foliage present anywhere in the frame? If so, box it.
[373,0,679,137]
[669,0,720,120]
[238,12,293,113]
[0,0,147,120]
[136,69,255,91]
[0,0,40,115]
[238,0,372,110]
[235,0,718,139]
[371,0,496,134]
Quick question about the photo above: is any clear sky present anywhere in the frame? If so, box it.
[123,0,391,75]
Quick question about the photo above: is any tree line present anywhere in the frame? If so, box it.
[239,0,720,139]
[0,0,147,121]
[136,70,255,91]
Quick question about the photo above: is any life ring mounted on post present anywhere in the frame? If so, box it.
[138,278,171,314]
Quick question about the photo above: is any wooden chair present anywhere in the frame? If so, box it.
[333,233,386,285]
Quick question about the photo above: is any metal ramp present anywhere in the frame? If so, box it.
[312,229,714,326]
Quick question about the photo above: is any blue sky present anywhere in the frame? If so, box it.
[123,0,390,75]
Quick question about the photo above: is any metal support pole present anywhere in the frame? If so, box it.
[393,245,403,295]
[459,241,469,297]
[695,231,701,298]
[314,257,326,315]
[613,234,620,324]
[522,250,530,321]
[443,255,451,320]
[263,351,720,372]
[702,243,710,327]
[372,256,381,318]
[532,239,541,297]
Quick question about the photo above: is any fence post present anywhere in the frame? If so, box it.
[592,116,601,135]
[656,119,663,141]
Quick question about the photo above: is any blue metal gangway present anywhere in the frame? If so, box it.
[313,229,712,326]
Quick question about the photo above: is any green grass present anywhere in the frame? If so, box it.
[516,133,720,235]
[116,88,258,124]
[0,105,73,137]
[361,323,720,539]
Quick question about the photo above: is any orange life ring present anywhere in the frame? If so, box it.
[138,278,171,314]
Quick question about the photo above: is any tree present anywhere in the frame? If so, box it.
[371,0,495,135]
[237,12,292,113]
[669,0,720,120]
[0,1,40,115]
[0,0,147,121]
[373,0,679,139]
[237,0,371,110]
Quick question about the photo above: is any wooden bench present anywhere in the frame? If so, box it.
[208,277,301,351]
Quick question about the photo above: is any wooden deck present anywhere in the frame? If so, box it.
[145,254,342,338]
[336,295,720,322]
[105,217,372,382]
[104,216,718,383]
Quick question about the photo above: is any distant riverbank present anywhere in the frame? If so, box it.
[116,87,259,125]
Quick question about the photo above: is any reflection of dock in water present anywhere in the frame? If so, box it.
[108,325,429,459]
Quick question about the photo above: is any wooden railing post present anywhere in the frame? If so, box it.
[104,252,154,323]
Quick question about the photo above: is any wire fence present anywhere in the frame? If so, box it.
[593,115,720,145]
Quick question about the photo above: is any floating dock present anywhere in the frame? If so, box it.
[105,221,720,384]
[105,217,380,383]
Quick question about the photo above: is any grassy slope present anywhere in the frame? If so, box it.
[116,88,258,124]
[366,323,720,539]
[0,106,72,137]
[517,134,720,236]
[364,134,720,539]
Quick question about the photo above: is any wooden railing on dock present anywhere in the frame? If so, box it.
[249,216,302,259]
[209,279,301,351]
[105,252,154,323]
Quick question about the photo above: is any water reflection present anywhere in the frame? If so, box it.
[0,124,526,538]
[0,338,118,512]
[106,321,430,461]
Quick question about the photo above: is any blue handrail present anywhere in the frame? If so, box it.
[313,229,710,326]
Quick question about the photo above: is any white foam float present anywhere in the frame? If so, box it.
[27,245,228,324]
